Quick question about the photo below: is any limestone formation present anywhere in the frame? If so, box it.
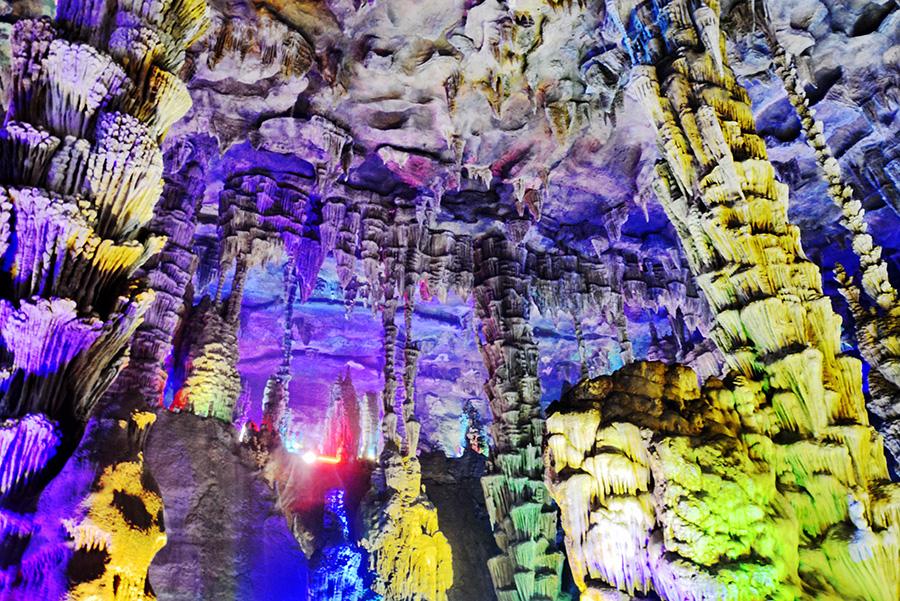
[0,0,896,597]
[362,297,453,601]
[546,361,899,600]
[538,1,900,598]
[473,231,567,601]
[758,7,900,465]
[0,0,207,593]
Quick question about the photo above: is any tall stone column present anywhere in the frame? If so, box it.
[361,295,453,601]
[760,11,900,465]
[0,0,207,592]
[615,0,873,436]
[473,231,566,601]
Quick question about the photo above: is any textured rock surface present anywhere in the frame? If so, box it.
[0,0,898,598]
[0,0,207,592]
[546,361,900,600]
[145,411,308,601]
[420,451,500,601]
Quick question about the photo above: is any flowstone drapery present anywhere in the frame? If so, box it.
[473,231,567,601]
[546,361,899,600]
[539,0,900,598]
[0,0,207,593]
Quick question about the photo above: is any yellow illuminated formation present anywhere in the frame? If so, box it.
[546,361,900,600]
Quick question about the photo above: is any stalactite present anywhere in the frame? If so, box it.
[545,2,900,599]
[0,0,208,591]
[472,231,567,601]
[401,297,420,454]
[573,313,589,380]
[206,9,314,79]
[361,292,452,601]
[381,298,400,448]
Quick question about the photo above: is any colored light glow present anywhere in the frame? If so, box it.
[300,450,342,465]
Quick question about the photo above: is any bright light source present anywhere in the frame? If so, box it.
[302,450,317,464]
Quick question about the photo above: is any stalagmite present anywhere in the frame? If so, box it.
[473,231,567,601]
[175,257,247,421]
[546,361,899,600]
[0,0,208,593]
[322,371,364,460]
[362,294,452,601]
[309,488,380,601]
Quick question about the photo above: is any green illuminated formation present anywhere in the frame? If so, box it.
[473,232,568,601]
[546,361,899,600]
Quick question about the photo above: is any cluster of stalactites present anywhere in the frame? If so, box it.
[206,7,314,78]
[545,361,900,600]
[217,167,324,304]
[472,232,567,601]
[319,183,711,341]
[558,1,900,598]
[178,166,319,426]
[321,191,472,311]
[361,298,452,601]
[758,17,900,467]
[0,0,207,584]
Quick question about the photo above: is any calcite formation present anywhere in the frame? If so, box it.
[0,0,207,593]
[362,299,453,601]
[0,0,896,598]
[540,1,900,599]
[615,0,886,484]
[473,231,567,601]
[760,9,900,466]
[310,488,379,601]
[546,361,900,600]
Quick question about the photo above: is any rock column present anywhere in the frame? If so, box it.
[473,231,566,601]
